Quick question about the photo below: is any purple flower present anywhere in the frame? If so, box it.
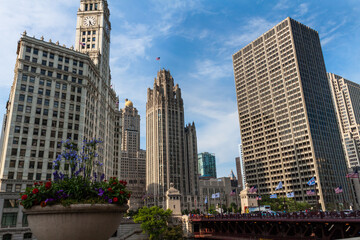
[108,199,112,203]
[98,188,104,197]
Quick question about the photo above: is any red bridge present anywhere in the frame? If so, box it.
[189,212,360,239]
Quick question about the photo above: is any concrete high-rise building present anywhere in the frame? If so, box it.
[118,99,146,210]
[232,17,351,210]
[236,144,246,189]
[328,73,360,168]
[146,69,199,210]
[198,152,217,178]
[0,1,123,238]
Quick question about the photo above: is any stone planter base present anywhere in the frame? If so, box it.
[23,204,129,240]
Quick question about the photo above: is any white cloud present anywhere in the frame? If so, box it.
[273,0,290,10]
[294,3,309,17]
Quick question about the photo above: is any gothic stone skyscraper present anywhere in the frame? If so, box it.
[328,73,360,168]
[146,69,199,210]
[232,17,350,210]
[118,99,146,210]
[0,0,119,236]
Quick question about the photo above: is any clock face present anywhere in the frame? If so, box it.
[83,16,96,27]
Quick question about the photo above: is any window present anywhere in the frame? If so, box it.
[32,57,37,63]
[44,99,50,106]
[50,53,54,59]
[92,44,95,48]
[27,96,32,103]
[28,173,33,180]
[9,160,16,167]
[62,84,67,90]
[29,161,35,168]
[23,127,28,134]
[38,151,44,158]
[42,60,47,66]
[58,56,63,62]
[92,37,96,41]
[42,119,47,126]
[39,79,45,85]
[57,73,62,79]
[31,67,36,73]
[20,149,26,156]
[33,128,39,135]
[41,129,46,136]
[90,3,93,10]
[36,173,41,180]
[21,138,27,145]
[61,102,66,109]
[40,69,46,75]
[19,94,25,101]
[17,105,23,112]
[88,31,91,35]
[85,4,88,11]
[24,116,30,123]
[58,64,62,70]
[24,233,32,239]
[20,84,26,91]
[45,90,51,97]
[22,74,28,81]
[79,61,84,67]
[37,98,42,104]
[26,46,31,53]
[25,106,31,114]
[46,80,52,87]
[79,70,83,75]
[4,199,18,208]
[43,109,48,116]
[64,66,69,71]
[2,213,17,227]
[16,115,22,122]
[73,60,78,66]
[23,65,29,71]
[12,137,19,144]
[48,162,53,169]
[36,108,41,114]
[6,184,12,192]
[43,51,48,57]
[14,126,21,133]
[28,86,34,93]
[8,172,14,179]
[49,62,54,67]
[18,161,24,168]
[15,183,21,191]
[54,101,59,108]
[65,57,69,63]
[37,162,43,169]
[22,214,28,227]
[48,71,53,77]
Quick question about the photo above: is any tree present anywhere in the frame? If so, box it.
[162,225,183,240]
[260,195,312,212]
[230,202,238,213]
[133,206,172,240]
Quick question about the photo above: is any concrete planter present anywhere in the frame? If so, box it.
[23,204,129,240]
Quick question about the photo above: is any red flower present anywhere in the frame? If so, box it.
[119,191,124,194]
[21,194,28,200]
[127,193,131,198]
[45,182,51,189]
[34,182,38,186]
[108,188,113,192]
[39,181,43,185]
[112,182,117,185]
[40,201,46,207]
[113,197,118,202]
[32,188,39,194]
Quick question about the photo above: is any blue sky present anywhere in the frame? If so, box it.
[0,0,359,178]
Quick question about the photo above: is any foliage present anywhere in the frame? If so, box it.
[208,205,217,214]
[20,139,131,209]
[260,195,311,212]
[182,209,189,215]
[162,225,183,240]
[133,206,172,240]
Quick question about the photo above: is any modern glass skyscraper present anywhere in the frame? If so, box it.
[198,152,217,178]
[328,73,360,168]
[232,17,351,210]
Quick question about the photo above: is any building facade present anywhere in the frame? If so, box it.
[199,177,241,213]
[0,0,122,238]
[232,17,350,210]
[328,73,360,168]
[118,99,146,210]
[198,152,217,179]
[146,69,199,211]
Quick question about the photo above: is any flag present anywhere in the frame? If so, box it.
[204,196,208,204]
[156,57,160,60]
[334,186,343,194]
[275,181,283,190]
[230,189,236,196]
[211,193,220,198]
[79,41,85,47]
[307,177,316,186]
[249,185,257,193]
[346,169,359,178]
[306,189,315,195]
[286,192,294,198]
[270,194,277,199]
[256,195,262,200]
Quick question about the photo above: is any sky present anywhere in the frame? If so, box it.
[0,0,359,178]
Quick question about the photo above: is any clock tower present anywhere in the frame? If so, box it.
[75,0,111,83]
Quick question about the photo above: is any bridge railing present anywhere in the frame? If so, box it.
[189,211,360,221]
